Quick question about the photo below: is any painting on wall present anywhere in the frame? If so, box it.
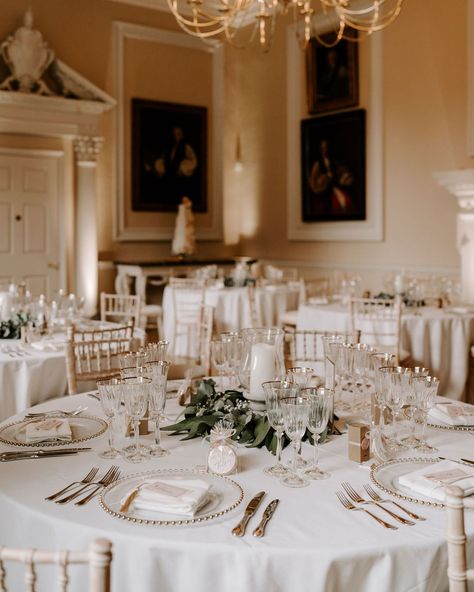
[301,109,366,223]
[131,98,207,212]
[305,30,358,115]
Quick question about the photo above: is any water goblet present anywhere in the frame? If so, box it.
[415,376,440,453]
[144,360,171,457]
[301,387,333,480]
[281,396,310,488]
[401,367,429,447]
[287,367,313,389]
[119,351,149,370]
[121,376,151,463]
[221,334,243,389]
[380,366,412,449]
[262,381,299,477]
[96,378,122,459]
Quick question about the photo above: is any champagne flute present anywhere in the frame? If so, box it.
[302,387,333,480]
[96,378,122,459]
[262,381,298,477]
[415,376,440,453]
[281,396,310,488]
[211,340,227,391]
[121,376,151,463]
[144,360,170,457]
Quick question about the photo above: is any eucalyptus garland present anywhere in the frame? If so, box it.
[163,379,328,454]
[0,312,31,339]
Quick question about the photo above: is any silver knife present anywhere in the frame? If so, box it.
[438,456,474,467]
[253,499,279,538]
[232,491,265,537]
[0,448,91,461]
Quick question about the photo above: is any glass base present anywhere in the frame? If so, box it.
[264,463,289,477]
[415,442,438,454]
[122,443,151,454]
[281,472,309,488]
[304,467,330,480]
[287,455,309,469]
[401,435,420,447]
[123,450,150,463]
[148,446,169,457]
[98,447,121,459]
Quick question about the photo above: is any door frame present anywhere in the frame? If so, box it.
[0,147,67,292]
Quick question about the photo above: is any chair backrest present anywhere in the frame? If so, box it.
[284,328,360,374]
[169,280,205,359]
[0,538,112,592]
[65,322,134,395]
[247,284,263,328]
[445,485,474,591]
[348,296,402,363]
[299,278,330,305]
[100,293,141,327]
[263,265,298,283]
[197,304,214,374]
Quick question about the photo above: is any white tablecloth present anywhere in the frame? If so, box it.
[0,338,67,421]
[163,285,299,354]
[297,304,474,403]
[0,393,473,592]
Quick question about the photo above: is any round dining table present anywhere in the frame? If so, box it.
[296,303,474,403]
[0,392,472,592]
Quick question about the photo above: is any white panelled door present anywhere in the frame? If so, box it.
[0,152,60,298]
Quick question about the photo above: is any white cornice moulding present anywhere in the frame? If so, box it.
[433,169,474,208]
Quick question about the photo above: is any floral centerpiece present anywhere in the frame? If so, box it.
[0,312,31,339]
[163,379,328,454]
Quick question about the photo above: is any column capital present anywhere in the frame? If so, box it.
[73,136,104,164]
[433,169,474,210]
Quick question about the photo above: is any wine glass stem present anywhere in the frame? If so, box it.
[154,416,161,447]
[292,440,299,474]
[313,434,319,468]
[276,430,283,465]
[420,412,427,443]
[108,416,115,450]
[133,419,140,454]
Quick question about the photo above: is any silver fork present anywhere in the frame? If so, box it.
[363,484,426,521]
[45,467,99,501]
[342,482,415,526]
[25,406,87,419]
[74,466,121,506]
[335,491,398,529]
[55,466,118,504]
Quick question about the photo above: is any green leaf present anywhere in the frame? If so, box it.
[250,417,271,447]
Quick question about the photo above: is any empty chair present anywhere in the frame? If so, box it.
[445,485,474,591]
[168,278,205,359]
[348,296,408,364]
[0,538,112,592]
[65,322,134,395]
[100,293,141,327]
[279,277,330,329]
[284,328,360,375]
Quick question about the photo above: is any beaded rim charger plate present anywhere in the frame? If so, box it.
[0,414,107,447]
[370,457,448,508]
[99,468,244,526]
[426,420,474,432]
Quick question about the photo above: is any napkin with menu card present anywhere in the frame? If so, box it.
[24,418,72,443]
[120,478,212,517]
[398,460,474,502]
[428,401,474,426]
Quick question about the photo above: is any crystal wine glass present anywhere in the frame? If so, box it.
[287,366,313,389]
[119,351,149,370]
[262,381,299,477]
[121,376,151,463]
[281,396,310,488]
[144,341,169,363]
[144,360,170,457]
[415,375,440,453]
[96,378,122,459]
[211,340,227,391]
[221,333,243,389]
[301,387,333,480]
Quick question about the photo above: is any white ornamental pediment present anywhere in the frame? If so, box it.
[0,9,115,116]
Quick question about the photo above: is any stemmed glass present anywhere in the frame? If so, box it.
[401,367,429,447]
[211,340,227,391]
[121,376,151,463]
[144,361,170,457]
[96,378,122,459]
[281,396,310,488]
[119,351,149,370]
[302,387,333,480]
[415,376,440,453]
[287,367,313,389]
[144,341,169,362]
[221,333,243,389]
[370,353,395,426]
[380,366,412,448]
[262,381,298,477]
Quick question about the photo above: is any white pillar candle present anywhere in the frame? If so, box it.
[249,343,276,396]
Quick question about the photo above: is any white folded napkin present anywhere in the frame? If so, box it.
[121,478,212,517]
[398,460,474,502]
[25,418,72,443]
[428,401,474,426]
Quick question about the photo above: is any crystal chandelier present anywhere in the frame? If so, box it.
[166,0,404,49]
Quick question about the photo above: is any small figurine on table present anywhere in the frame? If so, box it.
[171,197,196,257]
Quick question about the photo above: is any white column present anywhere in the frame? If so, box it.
[73,136,103,317]
[434,169,474,304]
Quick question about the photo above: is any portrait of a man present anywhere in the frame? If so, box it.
[132,98,207,212]
[301,109,366,222]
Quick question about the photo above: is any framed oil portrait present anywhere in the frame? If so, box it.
[301,109,366,223]
[305,30,358,115]
[131,98,207,212]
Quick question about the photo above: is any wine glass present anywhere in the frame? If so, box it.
[380,366,412,448]
[415,376,440,453]
[281,396,310,488]
[401,367,429,447]
[287,367,313,389]
[96,378,122,459]
[302,387,333,480]
[221,333,243,389]
[211,340,227,391]
[119,351,149,370]
[144,361,170,457]
[121,376,151,463]
[144,341,169,362]
[262,381,298,477]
